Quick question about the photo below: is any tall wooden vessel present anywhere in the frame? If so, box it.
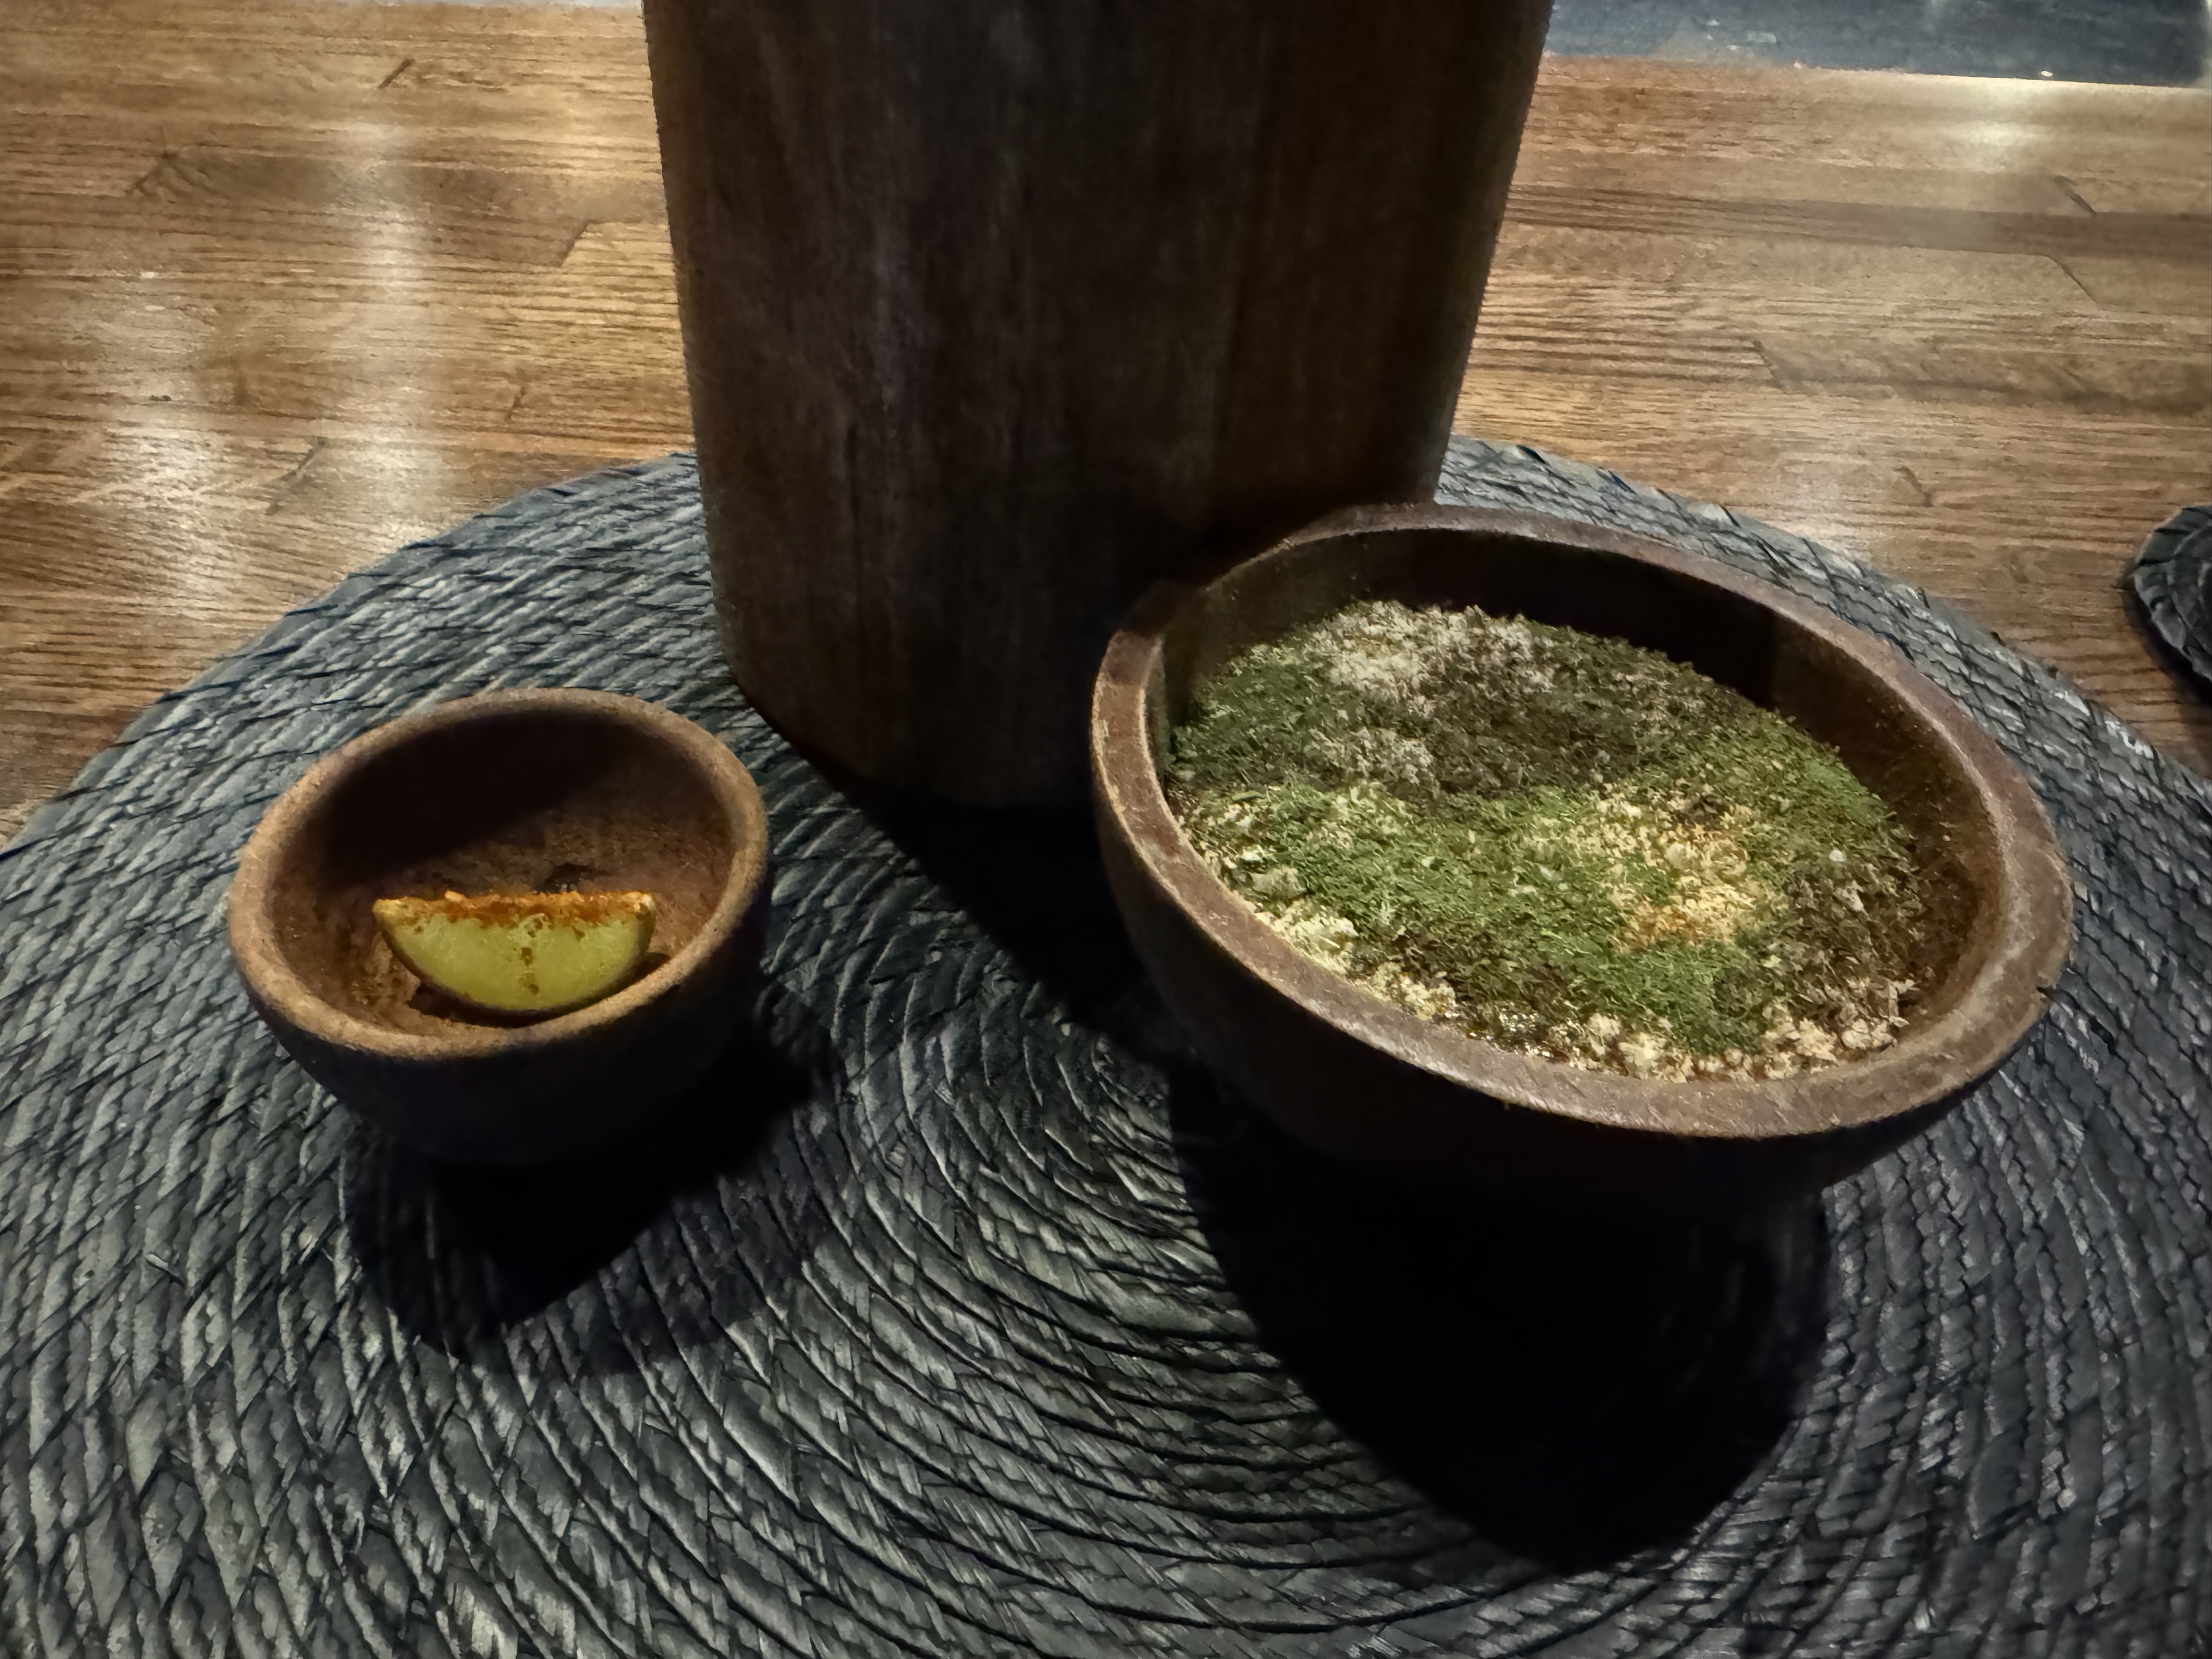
[641,0,1551,805]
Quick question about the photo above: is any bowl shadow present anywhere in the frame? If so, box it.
[1173,1070,1832,1567]
[844,788,1193,1065]
[344,979,848,1372]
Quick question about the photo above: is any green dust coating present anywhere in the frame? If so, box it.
[1165,600,1930,1080]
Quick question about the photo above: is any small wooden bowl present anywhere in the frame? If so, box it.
[1092,505,2074,1209]
[228,689,769,1165]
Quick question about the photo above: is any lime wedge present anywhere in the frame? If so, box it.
[373,889,657,1016]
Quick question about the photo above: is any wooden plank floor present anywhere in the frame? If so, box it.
[2,0,2207,840]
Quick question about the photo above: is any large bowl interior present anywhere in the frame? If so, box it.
[262,701,742,1037]
[1105,508,2073,1148]
[1152,521,2001,1034]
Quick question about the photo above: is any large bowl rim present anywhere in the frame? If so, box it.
[1090,503,2074,1141]
[227,687,768,1061]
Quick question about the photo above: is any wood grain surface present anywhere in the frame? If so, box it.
[2,0,2207,838]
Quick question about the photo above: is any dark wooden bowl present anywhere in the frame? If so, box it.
[228,689,769,1165]
[1092,505,2074,1209]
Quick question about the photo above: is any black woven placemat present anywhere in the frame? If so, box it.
[3,441,2207,1658]
[2127,503,2212,694]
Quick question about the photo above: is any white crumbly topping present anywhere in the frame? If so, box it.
[1525,791,1781,952]
[1307,726,1437,793]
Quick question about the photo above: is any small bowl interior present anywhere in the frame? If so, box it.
[1152,523,2004,1045]
[265,705,740,1035]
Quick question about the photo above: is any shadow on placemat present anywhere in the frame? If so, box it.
[851,789,1192,1063]
[1176,1078,1831,1567]
[861,794,1832,1569]
[345,983,848,1370]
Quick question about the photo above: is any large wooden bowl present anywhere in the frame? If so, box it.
[228,689,769,1165]
[1092,505,2074,1209]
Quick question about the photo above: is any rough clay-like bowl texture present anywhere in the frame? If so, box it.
[228,688,769,1163]
[1093,504,2074,1208]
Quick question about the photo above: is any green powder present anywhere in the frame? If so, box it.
[1165,600,1929,1081]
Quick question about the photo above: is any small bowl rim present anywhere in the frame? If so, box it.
[227,687,768,1061]
[1091,503,2074,1142]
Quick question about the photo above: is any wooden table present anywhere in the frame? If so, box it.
[3,0,2207,840]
